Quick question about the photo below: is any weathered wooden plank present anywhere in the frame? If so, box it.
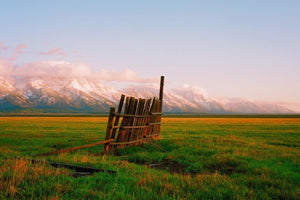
[148,98,156,136]
[126,98,138,142]
[112,125,150,129]
[105,107,115,140]
[114,113,151,118]
[130,98,145,141]
[116,97,131,142]
[36,139,114,157]
[111,94,125,140]
[138,98,147,139]
[156,100,162,138]
[104,107,115,151]
[141,98,152,138]
[149,122,162,125]
[153,100,159,135]
[110,139,144,146]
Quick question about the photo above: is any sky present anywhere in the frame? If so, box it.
[0,1,299,109]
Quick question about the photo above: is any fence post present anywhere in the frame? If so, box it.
[159,76,164,111]
[157,76,164,139]
[104,107,115,151]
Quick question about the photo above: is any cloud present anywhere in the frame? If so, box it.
[0,59,156,83]
[14,61,91,77]
[94,68,157,83]
[38,48,66,56]
[175,83,210,99]
[0,42,8,53]
[0,58,14,75]
[10,55,17,61]
[8,43,27,61]
[16,44,27,53]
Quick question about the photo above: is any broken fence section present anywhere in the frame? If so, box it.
[104,95,162,151]
[35,76,164,156]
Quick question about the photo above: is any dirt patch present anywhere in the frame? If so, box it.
[204,159,247,175]
[269,142,299,147]
[132,159,189,174]
[149,159,189,174]
[131,157,248,175]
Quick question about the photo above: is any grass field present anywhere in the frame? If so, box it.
[0,116,299,199]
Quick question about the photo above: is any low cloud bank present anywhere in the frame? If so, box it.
[0,58,14,75]
[0,59,157,83]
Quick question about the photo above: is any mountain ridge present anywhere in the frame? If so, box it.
[0,75,295,114]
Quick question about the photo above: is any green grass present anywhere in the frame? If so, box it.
[0,117,299,199]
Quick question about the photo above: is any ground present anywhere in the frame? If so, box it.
[0,116,299,199]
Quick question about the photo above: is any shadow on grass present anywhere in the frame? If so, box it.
[115,140,249,176]
[203,156,249,175]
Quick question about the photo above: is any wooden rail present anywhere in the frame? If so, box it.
[36,139,114,157]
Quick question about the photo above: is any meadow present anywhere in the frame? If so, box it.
[0,116,299,199]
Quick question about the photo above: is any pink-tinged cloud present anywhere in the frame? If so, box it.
[14,61,91,77]
[39,48,66,56]
[0,42,8,53]
[8,43,27,61]
[95,69,157,83]
[0,59,156,83]
[10,55,17,61]
[16,44,27,53]
[0,58,14,74]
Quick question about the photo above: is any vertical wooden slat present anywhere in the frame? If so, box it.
[111,94,125,140]
[129,98,140,142]
[153,100,159,136]
[126,98,138,142]
[104,107,115,151]
[118,97,134,143]
[123,97,135,143]
[116,97,131,143]
[124,97,130,113]
[142,98,151,139]
[132,99,145,141]
[138,99,146,140]
[149,98,157,136]
[156,100,162,139]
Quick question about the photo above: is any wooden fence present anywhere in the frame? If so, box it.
[104,76,164,151]
[36,76,164,156]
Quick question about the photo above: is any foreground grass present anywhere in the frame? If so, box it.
[0,117,299,199]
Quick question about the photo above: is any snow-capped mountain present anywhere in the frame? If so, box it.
[0,75,295,114]
[215,97,294,114]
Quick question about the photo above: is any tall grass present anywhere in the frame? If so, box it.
[0,116,299,199]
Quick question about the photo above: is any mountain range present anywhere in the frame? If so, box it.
[0,75,295,114]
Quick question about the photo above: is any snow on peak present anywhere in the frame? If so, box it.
[0,75,15,91]
[69,79,94,92]
[30,79,45,89]
[0,75,296,114]
[174,84,210,102]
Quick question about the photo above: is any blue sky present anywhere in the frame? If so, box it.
[0,1,299,105]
